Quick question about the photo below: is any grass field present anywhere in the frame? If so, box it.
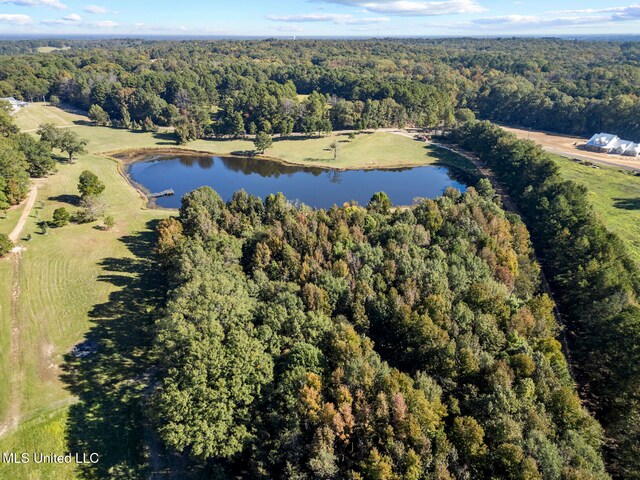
[0,104,477,479]
[552,154,640,263]
[1,104,171,479]
[13,104,86,132]
[36,46,71,53]
[0,201,27,236]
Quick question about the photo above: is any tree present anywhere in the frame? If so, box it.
[88,104,110,126]
[455,108,476,124]
[173,116,196,145]
[0,233,13,257]
[51,207,70,228]
[75,196,106,223]
[49,95,60,107]
[143,117,159,133]
[103,215,115,230]
[14,133,56,177]
[367,191,392,214]
[78,170,105,198]
[0,105,19,137]
[330,141,338,161]
[57,130,88,163]
[36,123,59,146]
[232,112,245,138]
[253,131,272,154]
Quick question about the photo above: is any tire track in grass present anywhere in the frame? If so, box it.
[0,249,23,437]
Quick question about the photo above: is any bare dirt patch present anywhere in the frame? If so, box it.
[501,126,640,171]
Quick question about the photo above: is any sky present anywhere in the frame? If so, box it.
[0,0,639,37]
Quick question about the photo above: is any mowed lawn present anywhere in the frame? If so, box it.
[1,103,172,479]
[0,151,169,479]
[13,103,87,132]
[552,154,640,264]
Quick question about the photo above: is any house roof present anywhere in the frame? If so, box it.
[587,133,620,147]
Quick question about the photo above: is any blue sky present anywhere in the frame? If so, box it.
[0,0,639,36]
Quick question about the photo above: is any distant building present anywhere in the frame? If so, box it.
[585,133,620,153]
[0,97,28,114]
[623,143,640,157]
[585,132,639,158]
[614,140,635,155]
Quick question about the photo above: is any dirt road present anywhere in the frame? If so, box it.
[501,126,640,172]
[9,184,38,244]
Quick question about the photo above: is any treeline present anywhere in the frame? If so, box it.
[1,38,640,138]
[149,185,609,479]
[476,75,640,140]
[0,102,56,212]
[452,121,640,479]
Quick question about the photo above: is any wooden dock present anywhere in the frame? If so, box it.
[148,189,175,198]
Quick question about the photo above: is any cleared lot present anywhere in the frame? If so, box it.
[501,126,640,172]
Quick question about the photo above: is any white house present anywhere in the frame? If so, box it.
[585,133,621,153]
[614,140,635,155]
[622,143,640,157]
[0,97,28,114]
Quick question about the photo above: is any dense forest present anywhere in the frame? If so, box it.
[451,122,640,480]
[149,185,610,479]
[0,38,639,140]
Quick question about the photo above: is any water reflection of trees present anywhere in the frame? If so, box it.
[171,154,328,178]
[178,155,214,169]
[327,169,342,184]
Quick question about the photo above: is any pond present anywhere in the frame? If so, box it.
[125,153,468,209]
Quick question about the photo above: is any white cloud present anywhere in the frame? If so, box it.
[276,24,304,32]
[472,14,602,27]
[63,12,81,21]
[0,13,32,25]
[94,20,118,28]
[268,13,389,24]
[0,0,66,9]
[311,0,485,16]
[83,4,108,14]
[41,17,117,28]
[469,4,640,29]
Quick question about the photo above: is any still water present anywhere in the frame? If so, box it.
[126,153,468,209]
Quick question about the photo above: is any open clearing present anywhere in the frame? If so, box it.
[17,104,469,171]
[502,125,640,172]
[36,46,70,53]
[13,103,87,133]
[551,154,640,263]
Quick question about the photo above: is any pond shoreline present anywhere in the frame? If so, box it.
[108,147,475,211]
[106,146,444,172]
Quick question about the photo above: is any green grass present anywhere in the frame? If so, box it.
[552,154,640,263]
[0,201,27,236]
[1,103,172,478]
[0,259,11,419]
[13,103,86,132]
[0,406,77,480]
[36,46,70,53]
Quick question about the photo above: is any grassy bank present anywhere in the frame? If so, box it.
[552,154,640,263]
